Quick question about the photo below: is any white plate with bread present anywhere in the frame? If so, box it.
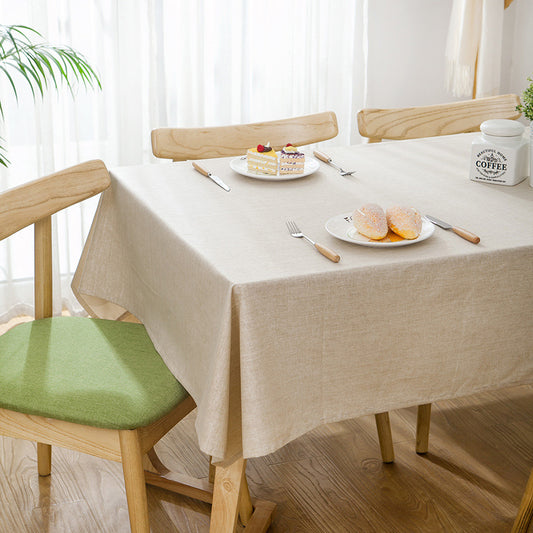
[325,212,434,247]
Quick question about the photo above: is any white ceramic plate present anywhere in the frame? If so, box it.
[230,156,319,181]
[325,212,435,247]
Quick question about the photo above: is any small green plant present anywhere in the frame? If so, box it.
[0,24,101,167]
[517,75,533,122]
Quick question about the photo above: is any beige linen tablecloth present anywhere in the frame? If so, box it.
[72,134,533,463]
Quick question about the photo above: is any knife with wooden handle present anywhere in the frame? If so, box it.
[425,215,480,244]
[192,162,231,192]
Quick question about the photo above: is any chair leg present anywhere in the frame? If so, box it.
[374,412,395,463]
[512,468,533,533]
[119,430,150,533]
[416,403,432,454]
[37,443,52,476]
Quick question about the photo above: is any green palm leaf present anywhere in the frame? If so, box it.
[517,75,533,122]
[0,137,9,167]
[0,23,102,166]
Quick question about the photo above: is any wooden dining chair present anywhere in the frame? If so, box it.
[512,467,533,533]
[357,93,522,458]
[357,93,521,143]
[151,111,397,465]
[0,160,201,532]
[151,110,339,161]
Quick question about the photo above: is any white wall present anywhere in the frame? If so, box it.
[364,0,533,109]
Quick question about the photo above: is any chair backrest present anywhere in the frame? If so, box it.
[0,160,110,319]
[357,94,522,143]
[151,111,339,161]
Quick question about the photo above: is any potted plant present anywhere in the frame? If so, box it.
[0,24,101,167]
[516,74,533,187]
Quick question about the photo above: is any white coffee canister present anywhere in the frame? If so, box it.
[470,119,528,186]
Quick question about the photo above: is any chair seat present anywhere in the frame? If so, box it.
[0,317,189,429]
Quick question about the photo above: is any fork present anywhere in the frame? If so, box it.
[286,220,340,263]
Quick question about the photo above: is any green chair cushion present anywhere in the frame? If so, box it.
[0,317,189,429]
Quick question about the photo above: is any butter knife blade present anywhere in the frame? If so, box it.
[425,215,452,230]
[425,215,480,244]
[192,162,231,192]
[208,173,231,192]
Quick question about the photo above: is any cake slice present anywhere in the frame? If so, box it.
[247,143,278,175]
[279,143,305,175]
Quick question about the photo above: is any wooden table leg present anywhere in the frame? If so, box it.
[143,448,275,532]
[209,455,216,483]
[210,457,246,533]
[416,403,432,454]
[239,473,254,525]
[374,412,394,463]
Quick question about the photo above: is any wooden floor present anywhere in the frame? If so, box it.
[0,319,531,532]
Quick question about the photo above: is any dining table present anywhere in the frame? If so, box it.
[71,132,533,532]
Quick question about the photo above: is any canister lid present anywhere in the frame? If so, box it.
[481,119,524,137]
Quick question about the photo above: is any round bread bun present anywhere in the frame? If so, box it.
[353,203,388,240]
[386,206,422,239]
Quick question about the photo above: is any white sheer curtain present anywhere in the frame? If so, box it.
[0,0,368,322]
[445,0,504,98]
